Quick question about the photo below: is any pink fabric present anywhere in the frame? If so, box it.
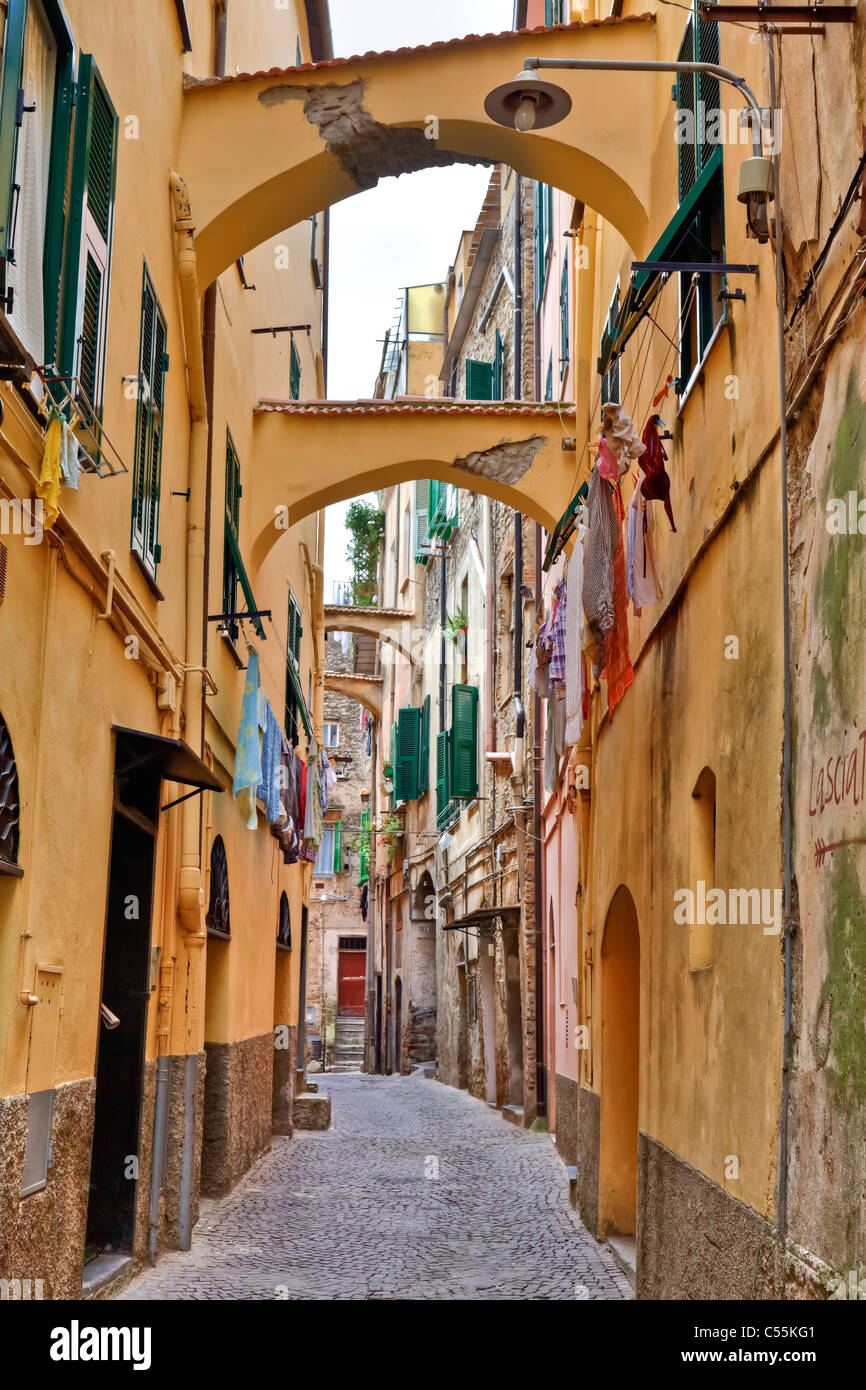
[597,435,620,481]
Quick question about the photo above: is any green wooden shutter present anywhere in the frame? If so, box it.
[418,694,430,796]
[43,42,75,365]
[333,820,342,873]
[358,808,370,885]
[131,267,167,574]
[414,479,432,564]
[0,0,27,295]
[436,729,451,828]
[697,14,721,178]
[676,21,697,200]
[290,337,301,398]
[223,431,241,640]
[450,684,478,801]
[59,57,117,410]
[465,359,494,400]
[493,329,503,400]
[560,251,569,375]
[395,706,421,802]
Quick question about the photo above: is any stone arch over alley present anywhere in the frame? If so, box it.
[179,15,658,291]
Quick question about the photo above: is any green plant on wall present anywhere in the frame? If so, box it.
[376,812,404,862]
[444,608,468,643]
[345,500,385,607]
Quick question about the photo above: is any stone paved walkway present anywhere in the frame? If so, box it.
[120,1073,630,1301]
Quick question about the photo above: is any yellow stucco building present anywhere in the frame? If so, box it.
[0,0,331,1297]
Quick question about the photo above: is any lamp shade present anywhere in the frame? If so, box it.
[484,68,572,131]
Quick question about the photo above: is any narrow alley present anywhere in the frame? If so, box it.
[120,1075,629,1302]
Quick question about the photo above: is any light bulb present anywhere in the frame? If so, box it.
[514,96,537,133]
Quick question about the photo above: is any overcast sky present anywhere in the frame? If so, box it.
[322,0,513,593]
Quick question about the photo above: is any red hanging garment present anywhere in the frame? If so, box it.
[602,481,634,717]
[640,414,676,532]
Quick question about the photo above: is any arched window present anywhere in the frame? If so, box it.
[0,713,21,876]
[206,836,230,938]
[277,891,291,949]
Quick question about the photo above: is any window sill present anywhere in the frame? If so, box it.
[676,311,729,415]
[130,547,165,601]
[221,631,246,668]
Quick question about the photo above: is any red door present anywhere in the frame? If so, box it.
[338,950,366,1014]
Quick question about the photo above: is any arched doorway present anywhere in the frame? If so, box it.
[599,885,640,1237]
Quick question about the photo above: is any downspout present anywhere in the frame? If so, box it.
[533,520,545,1116]
[513,175,522,400]
[439,555,447,729]
[483,497,494,755]
[321,208,330,395]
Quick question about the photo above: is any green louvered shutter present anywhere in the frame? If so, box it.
[436,729,451,829]
[395,706,421,802]
[59,57,118,411]
[465,358,494,400]
[676,22,697,200]
[560,251,569,375]
[358,808,370,885]
[418,694,430,796]
[450,684,478,801]
[131,267,167,575]
[414,479,432,564]
[493,329,503,400]
[289,337,301,398]
[697,14,721,177]
[333,820,342,873]
[0,0,26,296]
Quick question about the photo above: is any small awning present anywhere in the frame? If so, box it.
[442,906,520,932]
[224,522,266,638]
[598,148,724,381]
[113,726,224,792]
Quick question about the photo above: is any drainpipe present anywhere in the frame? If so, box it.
[533,520,546,1116]
[513,175,522,400]
[483,496,494,754]
[439,555,447,729]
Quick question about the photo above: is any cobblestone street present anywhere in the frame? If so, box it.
[121,1074,630,1301]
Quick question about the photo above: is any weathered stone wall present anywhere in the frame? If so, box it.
[201,1033,273,1198]
[0,1078,94,1299]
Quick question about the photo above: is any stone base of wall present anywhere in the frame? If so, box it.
[575,1084,600,1235]
[0,1077,94,1299]
[554,1073,579,1168]
[161,1053,206,1249]
[201,1034,274,1198]
[638,1132,784,1300]
[403,1005,436,1071]
[272,1025,297,1136]
[293,1092,331,1131]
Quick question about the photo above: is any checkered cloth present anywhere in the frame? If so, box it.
[582,466,619,665]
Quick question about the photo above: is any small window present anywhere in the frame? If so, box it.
[222,431,241,643]
[0,710,22,875]
[322,722,340,748]
[289,337,301,399]
[544,350,553,402]
[285,588,303,744]
[600,282,621,405]
[314,820,340,878]
[689,766,716,970]
[560,251,569,378]
[277,890,291,949]
[206,835,230,938]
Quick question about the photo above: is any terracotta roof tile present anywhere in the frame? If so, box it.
[255,398,575,416]
[184,15,653,90]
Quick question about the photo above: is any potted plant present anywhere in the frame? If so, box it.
[443,608,468,644]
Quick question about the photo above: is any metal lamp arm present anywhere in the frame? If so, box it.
[523,56,764,157]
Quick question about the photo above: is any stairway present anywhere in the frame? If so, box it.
[330,1014,365,1072]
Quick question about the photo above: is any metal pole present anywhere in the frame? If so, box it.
[525,56,764,156]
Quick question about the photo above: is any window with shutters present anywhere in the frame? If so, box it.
[57,55,117,414]
[284,587,303,744]
[544,350,553,403]
[358,807,371,886]
[493,328,503,400]
[435,729,455,831]
[395,706,421,803]
[223,431,242,644]
[418,694,430,797]
[130,265,168,578]
[600,281,620,405]
[0,0,74,366]
[534,181,554,308]
[675,7,725,391]
[314,820,338,878]
[560,251,569,378]
[322,721,340,748]
[450,683,478,801]
[289,336,301,399]
[465,357,493,401]
[545,0,567,22]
